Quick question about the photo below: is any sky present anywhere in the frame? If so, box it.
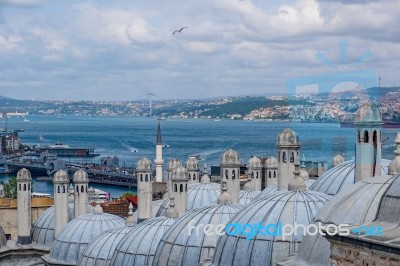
[0,0,399,101]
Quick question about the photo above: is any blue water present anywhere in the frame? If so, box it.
[1,115,398,197]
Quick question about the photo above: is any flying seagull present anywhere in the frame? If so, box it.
[173,27,188,35]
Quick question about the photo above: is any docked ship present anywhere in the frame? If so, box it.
[34,142,100,157]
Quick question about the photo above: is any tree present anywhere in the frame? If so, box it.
[4,176,17,199]
[119,191,135,199]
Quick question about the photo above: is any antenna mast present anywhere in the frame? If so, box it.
[146,93,155,117]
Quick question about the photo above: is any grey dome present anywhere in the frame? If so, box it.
[31,203,95,249]
[186,157,200,171]
[277,128,300,146]
[213,190,331,266]
[43,211,124,265]
[73,169,89,183]
[279,174,395,266]
[309,159,390,196]
[16,168,31,182]
[247,156,261,170]
[0,225,7,249]
[239,190,261,205]
[354,102,382,123]
[220,149,240,166]
[153,203,243,266]
[53,169,69,183]
[111,216,176,266]
[137,157,152,171]
[167,159,181,171]
[265,156,278,168]
[79,226,131,266]
[254,179,315,201]
[171,165,188,181]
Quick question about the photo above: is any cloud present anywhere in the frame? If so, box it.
[0,0,45,7]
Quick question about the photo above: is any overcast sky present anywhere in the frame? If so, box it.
[0,0,399,101]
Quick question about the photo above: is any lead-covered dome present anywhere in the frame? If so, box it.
[239,189,261,205]
[277,128,300,146]
[220,149,240,166]
[0,225,7,249]
[53,169,69,183]
[247,156,261,170]
[186,157,200,171]
[278,174,396,266]
[354,102,382,123]
[213,190,331,266]
[43,206,124,265]
[265,156,278,168]
[167,158,181,171]
[137,157,152,171]
[171,165,188,181]
[111,216,177,265]
[16,168,31,182]
[254,179,315,200]
[153,203,243,266]
[31,203,95,249]
[73,169,88,183]
[309,159,390,196]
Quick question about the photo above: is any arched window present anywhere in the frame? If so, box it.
[185,184,188,191]
[274,171,276,178]
[278,152,281,162]
[23,184,26,191]
[140,174,143,182]
[373,130,377,145]
[62,186,66,193]
[225,170,229,179]
[19,184,21,191]
[76,185,79,192]
[364,130,369,143]
[188,173,191,180]
[268,172,271,178]
[57,186,60,193]
[256,172,259,179]
[193,174,196,180]
[290,152,294,163]
[180,184,183,192]
[81,185,84,193]
[28,184,30,191]
[145,174,148,182]
[282,152,287,163]
[232,170,236,179]
[358,130,361,143]
[86,185,88,192]
[174,184,177,192]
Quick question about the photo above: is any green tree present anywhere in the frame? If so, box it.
[119,191,135,199]
[4,176,17,199]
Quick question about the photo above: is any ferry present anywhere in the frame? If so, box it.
[34,142,100,157]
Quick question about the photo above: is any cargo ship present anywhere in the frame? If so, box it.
[33,142,100,157]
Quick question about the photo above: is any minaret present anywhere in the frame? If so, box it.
[264,156,278,189]
[332,154,345,167]
[73,169,89,218]
[247,156,262,191]
[154,122,164,183]
[354,103,383,182]
[388,132,400,175]
[136,157,153,223]
[220,149,241,203]
[186,156,200,184]
[277,128,300,190]
[171,165,188,216]
[17,168,32,245]
[53,170,69,235]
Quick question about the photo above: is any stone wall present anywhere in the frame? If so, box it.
[330,239,400,266]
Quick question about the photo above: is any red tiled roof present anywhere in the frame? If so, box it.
[126,195,138,206]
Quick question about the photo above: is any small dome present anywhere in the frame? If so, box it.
[0,225,7,249]
[265,156,278,168]
[73,169,89,183]
[153,203,243,266]
[53,170,69,184]
[16,168,31,182]
[171,165,188,181]
[280,174,396,266]
[239,190,261,205]
[111,216,177,265]
[277,128,300,146]
[220,149,240,166]
[79,226,131,266]
[186,157,200,171]
[247,156,261,170]
[167,158,181,171]
[332,154,345,167]
[136,157,152,171]
[310,159,390,196]
[354,102,382,123]
[31,203,95,249]
[213,190,331,266]
[299,168,309,180]
[43,211,124,265]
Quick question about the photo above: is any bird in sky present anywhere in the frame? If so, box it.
[173,27,188,35]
